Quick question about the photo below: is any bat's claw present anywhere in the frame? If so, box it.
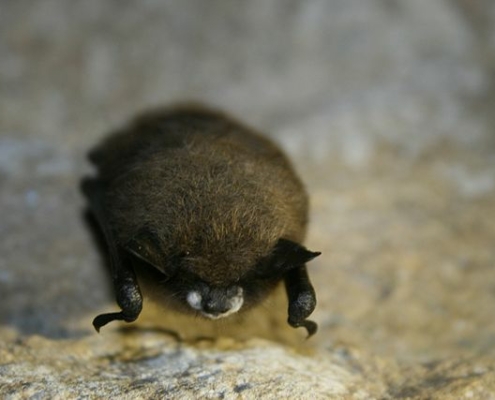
[288,317,318,338]
[92,312,126,332]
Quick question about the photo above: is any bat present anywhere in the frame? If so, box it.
[82,105,321,337]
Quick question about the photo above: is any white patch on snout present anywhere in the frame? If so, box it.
[207,286,244,319]
[187,287,244,319]
[186,291,203,311]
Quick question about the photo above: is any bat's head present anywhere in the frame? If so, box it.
[125,230,320,319]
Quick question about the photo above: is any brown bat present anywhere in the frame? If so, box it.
[82,105,320,337]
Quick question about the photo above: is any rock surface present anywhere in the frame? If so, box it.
[1,0,495,398]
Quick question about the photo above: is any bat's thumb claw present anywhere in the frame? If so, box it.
[92,312,125,333]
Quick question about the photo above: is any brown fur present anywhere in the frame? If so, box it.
[86,104,319,326]
[90,105,308,286]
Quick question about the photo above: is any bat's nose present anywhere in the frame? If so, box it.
[202,300,231,315]
[186,286,244,319]
[201,286,241,317]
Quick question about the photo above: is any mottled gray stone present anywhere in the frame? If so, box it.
[0,328,367,399]
[1,0,495,398]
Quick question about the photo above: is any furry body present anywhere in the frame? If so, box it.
[83,106,319,335]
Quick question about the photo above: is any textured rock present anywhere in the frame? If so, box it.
[0,328,371,399]
[1,0,495,398]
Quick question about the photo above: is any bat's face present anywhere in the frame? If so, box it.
[133,252,283,319]
[162,274,262,319]
[126,233,319,319]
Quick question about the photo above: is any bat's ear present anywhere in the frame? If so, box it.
[124,229,169,275]
[271,238,321,272]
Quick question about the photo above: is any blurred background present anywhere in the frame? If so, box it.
[1,0,494,365]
